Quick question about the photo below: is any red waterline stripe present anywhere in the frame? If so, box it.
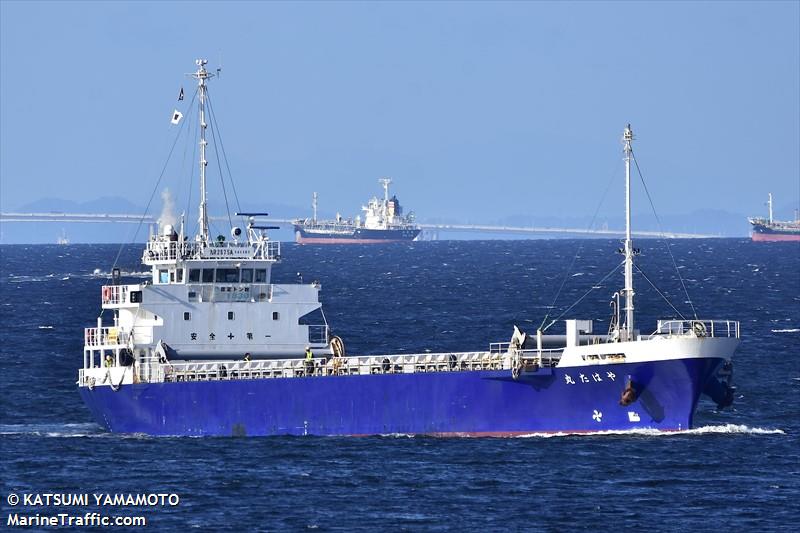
[751,233,800,242]
[296,237,414,244]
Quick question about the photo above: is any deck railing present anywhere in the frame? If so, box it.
[156,350,505,383]
[143,239,280,263]
[84,326,131,347]
[517,348,564,367]
[652,319,740,339]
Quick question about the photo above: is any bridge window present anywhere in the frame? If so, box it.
[159,270,169,284]
[255,269,268,283]
[272,312,279,320]
[228,311,235,320]
[188,269,201,283]
[216,268,239,283]
[202,269,214,283]
[240,269,253,283]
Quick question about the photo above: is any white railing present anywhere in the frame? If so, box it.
[84,327,130,347]
[143,239,280,263]
[489,342,511,354]
[652,319,740,339]
[156,350,504,383]
[517,348,564,367]
[78,366,133,388]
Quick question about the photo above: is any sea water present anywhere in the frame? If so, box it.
[1,240,798,530]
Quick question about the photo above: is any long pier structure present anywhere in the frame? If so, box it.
[0,212,716,239]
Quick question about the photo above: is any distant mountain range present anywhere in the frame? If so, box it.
[11,196,145,215]
[2,195,795,244]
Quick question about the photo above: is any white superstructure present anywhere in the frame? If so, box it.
[360,178,415,230]
[81,59,330,387]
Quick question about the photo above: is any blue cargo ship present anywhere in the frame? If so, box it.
[77,60,737,436]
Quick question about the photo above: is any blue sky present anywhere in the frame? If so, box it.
[1,1,798,226]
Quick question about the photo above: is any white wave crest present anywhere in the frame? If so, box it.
[512,424,785,438]
[0,423,105,438]
[681,424,785,435]
[7,270,150,283]
[771,328,799,333]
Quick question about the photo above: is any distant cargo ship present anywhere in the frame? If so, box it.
[748,193,800,242]
[293,179,421,244]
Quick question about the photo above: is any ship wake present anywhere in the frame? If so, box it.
[0,423,143,439]
[512,424,785,439]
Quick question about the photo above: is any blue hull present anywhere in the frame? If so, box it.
[79,358,723,436]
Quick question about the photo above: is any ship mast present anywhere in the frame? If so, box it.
[379,177,392,222]
[622,124,635,341]
[768,193,773,224]
[312,192,318,223]
[192,59,214,243]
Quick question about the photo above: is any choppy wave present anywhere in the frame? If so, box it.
[6,270,150,283]
[771,328,799,333]
[513,424,785,438]
[6,275,51,283]
[0,423,107,438]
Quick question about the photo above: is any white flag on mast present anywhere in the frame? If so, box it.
[170,110,183,125]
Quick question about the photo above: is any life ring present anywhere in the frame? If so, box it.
[330,336,345,358]
[692,321,707,338]
[102,286,111,302]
